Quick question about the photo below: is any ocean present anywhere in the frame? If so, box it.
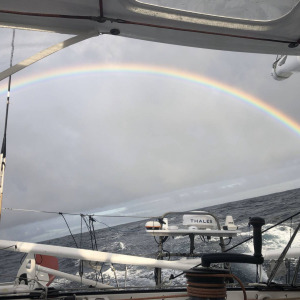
[1,188,300,289]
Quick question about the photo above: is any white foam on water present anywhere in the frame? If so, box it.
[51,277,71,288]
[238,223,300,253]
[262,223,300,250]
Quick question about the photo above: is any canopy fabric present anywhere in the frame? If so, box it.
[1,0,300,54]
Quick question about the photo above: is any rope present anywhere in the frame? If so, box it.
[186,273,247,300]
[80,214,83,248]
[59,212,78,248]
[230,273,247,300]
[89,215,98,250]
[111,264,119,289]
[124,265,128,288]
[81,214,105,284]
[82,215,98,250]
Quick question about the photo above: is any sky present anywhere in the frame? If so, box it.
[1,25,300,241]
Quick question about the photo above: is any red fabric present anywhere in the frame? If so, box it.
[35,254,59,286]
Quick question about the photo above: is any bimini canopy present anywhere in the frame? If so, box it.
[1,0,300,54]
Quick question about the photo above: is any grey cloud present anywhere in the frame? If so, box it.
[1,28,300,238]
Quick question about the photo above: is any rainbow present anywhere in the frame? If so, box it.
[0,63,299,135]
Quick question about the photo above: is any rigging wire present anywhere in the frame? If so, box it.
[81,214,106,283]
[90,215,98,250]
[169,211,300,281]
[94,218,144,233]
[4,206,156,233]
[82,214,98,250]
[3,207,154,219]
[81,214,105,283]
[80,214,83,248]
[79,214,84,284]
[0,29,15,220]
[225,210,300,253]
[59,212,79,248]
